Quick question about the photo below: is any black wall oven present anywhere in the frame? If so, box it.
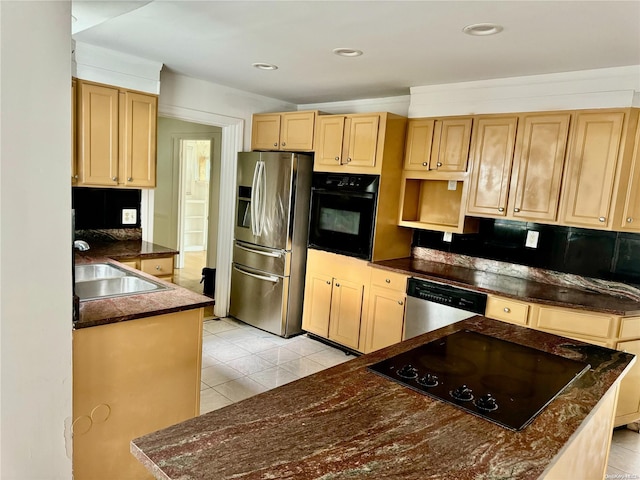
[308,173,379,260]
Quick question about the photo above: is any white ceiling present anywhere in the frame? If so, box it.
[72,1,640,105]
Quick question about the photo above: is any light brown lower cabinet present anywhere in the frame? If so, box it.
[301,250,370,351]
[72,308,203,480]
[486,296,640,427]
[116,254,175,283]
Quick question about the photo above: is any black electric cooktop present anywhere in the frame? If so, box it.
[368,330,591,431]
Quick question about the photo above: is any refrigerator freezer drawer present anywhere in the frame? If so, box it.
[233,241,290,277]
[229,264,289,337]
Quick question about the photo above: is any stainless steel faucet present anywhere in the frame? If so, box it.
[73,240,90,251]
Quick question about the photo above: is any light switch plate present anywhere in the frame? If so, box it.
[443,232,453,243]
[122,209,137,225]
[525,230,539,248]
[447,180,457,191]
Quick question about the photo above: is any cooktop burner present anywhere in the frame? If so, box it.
[368,330,591,431]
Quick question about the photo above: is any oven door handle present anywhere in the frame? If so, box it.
[233,265,279,283]
[311,189,375,200]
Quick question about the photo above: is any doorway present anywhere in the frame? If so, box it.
[153,117,223,298]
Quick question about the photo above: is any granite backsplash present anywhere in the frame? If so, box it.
[413,218,640,288]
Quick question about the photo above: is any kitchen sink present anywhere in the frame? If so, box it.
[75,263,168,301]
[75,263,127,282]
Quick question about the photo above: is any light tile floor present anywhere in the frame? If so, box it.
[608,427,640,479]
[200,317,355,413]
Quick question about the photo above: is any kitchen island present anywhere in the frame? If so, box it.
[131,317,635,479]
[73,249,214,480]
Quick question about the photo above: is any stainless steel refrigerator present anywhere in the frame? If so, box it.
[229,152,313,337]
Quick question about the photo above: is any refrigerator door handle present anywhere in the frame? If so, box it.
[236,243,282,258]
[258,160,266,234]
[233,265,279,283]
[250,161,260,236]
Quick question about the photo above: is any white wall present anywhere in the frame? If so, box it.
[1,1,73,478]
[298,95,410,116]
[408,65,640,117]
[159,71,296,151]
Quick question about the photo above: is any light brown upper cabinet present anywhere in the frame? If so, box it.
[315,114,380,172]
[251,111,316,151]
[612,115,640,232]
[507,112,571,222]
[76,79,157,188]
[404,117,472,172]
[560,110,633,229]
[466,116,519,217]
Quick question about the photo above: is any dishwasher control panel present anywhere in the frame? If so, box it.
[407,278,487,315]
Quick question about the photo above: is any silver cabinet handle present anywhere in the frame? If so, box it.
[599,217,606,222]
[233,265,278,283]
[503,307,511,313]
[422,162,428,167]
[436,162,442,167]
[514,208,520,212]
[398,300,404,306]
[346,158,352,163]
[127,177,132,182]
[273,142,278,147]
[627,217,633,223]
[335,283,341,287]
[236,242,282,258]
[282,142,286,147]
[112,176,117,181]
[73,174,78,180]
[385,278,391,283]
[155,265,161,271]
[498,207,505,212]
[326,280,331,285]
[335,156,340,162]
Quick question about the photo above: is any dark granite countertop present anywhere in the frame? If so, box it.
[131,317,635,480]
[371,257,640,316]
[74,242,213,329]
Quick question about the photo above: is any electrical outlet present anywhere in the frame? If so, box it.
[443,232,453,243]
[122,209,137,225]
[525,230,539,248]
[447,180,457,191]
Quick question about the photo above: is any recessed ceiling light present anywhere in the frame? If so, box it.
[462,23,504,36]
[252,63,278,71]
[332,48,363,57]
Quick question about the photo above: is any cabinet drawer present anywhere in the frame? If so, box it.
[140,256,174,277]
[370,269,408,292]
[485,296,530,325]
[620,316,640,340]
[532,305,618,339]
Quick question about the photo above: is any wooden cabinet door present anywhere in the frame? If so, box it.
[77,81,119,186]
[121,91,157,188]
[467,116,518,216]
[72,79,78,185]
[509,113,570,221]
[364,287,405,353]
[433,117,473,172]
[301,272,333,337]
[561,111,625,228]
[619,122,640,231]
[280,111,315,151]
[404,119,435,171]
[251,114,281,150]
[615,339,640,420]
[315,115,346,167]
[73,310,202,480]
[328,278,363,350]
[344,115,379,168]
